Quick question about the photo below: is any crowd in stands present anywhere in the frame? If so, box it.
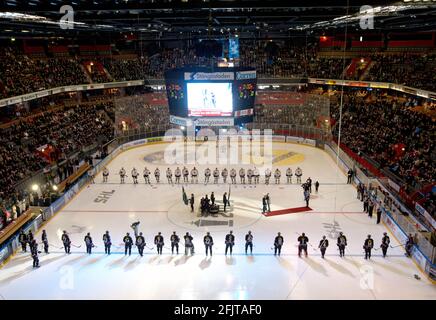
[0,48,87,99]
[330,90,435,189]
[0,101,114,230]
[366,53,436,92]
[2,44,436,100]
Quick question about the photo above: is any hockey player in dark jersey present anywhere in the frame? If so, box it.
[136,232,146,257]
[170,231,180,255]
[245,231,253,255]
[274,232,284,256]
[41,230,49,254]
[61,230,71,254]
[103,231,111,255]
[184,232,194,256]
[19,230,28,252]
[225,231,235,256]
[30,239,40,268]
[123,232,133,256]
[380,232,390,258]
[337,232,347,257]
[405,233,414,257]
[363,235,374,259]
[84,232,94,254]
[204,232,214,256]
[318,236,329,258]
[154,232,164,255]
[297,233,309,257]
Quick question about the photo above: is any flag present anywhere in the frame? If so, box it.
[228,185,231,203]
[182,186,188,205]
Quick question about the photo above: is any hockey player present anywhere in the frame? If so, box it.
[103,231,111,255]
[265,168,271,185]
[204,232,214,256]
[297,233,309,257]
[174,167,181,184]
[306,177,312,193]
[295,167,303,184]
[154,232,164,255]
[131,221,140,238]
[119,167,126,184]
[230,168,237,184]
[368,200,374,218]
[166,167,173,184]
[190,194,195,212]
[225,231,235,256]
[191,167,198,184]
[154,168,160,183]
[123,232,133,256]
[143,167,151,184]
[136,232,146,257]
[253,167,260,184]
[221,168,228,184]
[319,236,329,258]
[223,192,229,212]
[61,230,71,254]
[170,231,180,255]
[84,232,93,254]
[41,230,49,254]
[262,195,268,214]
[182,167,189,183]
[347,169,353,184]
[19,230,28,252]
[131,168,139,184]
[376,207,382,224]
[30,239,40,268]
[304,189,310,207]
[239,168,246,184]
[213,168,220,184]
[247,168,253,184]
[265,193,271,212]
[274,168,281,184]
[315,181,320,193]
[381,232,390,258]
[363,196,369,213]
[337,232,347,257]
[28,230,34,243]
[405,233,414,257]
[210,192,215,205]
[286,168,293,184]
[245,231,253,255]
[274,232,284,256]
[363,235,374,259]
[184,232,194,256]
[102,167,109,183]
[204,168,211,184]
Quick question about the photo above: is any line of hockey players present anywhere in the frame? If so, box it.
[102,166,307,185]
[19,224,417,268]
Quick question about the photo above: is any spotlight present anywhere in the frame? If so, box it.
[180,126,185,130]
[31,184,39,191]
[52,185,58,191]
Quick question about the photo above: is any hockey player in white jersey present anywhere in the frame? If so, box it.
[102,167,109,183]
[286,167,293,184]
[253,167,260,184]
[182,166,189,183]
[143,167,150,184]
[274,168,281,184]
[239,168,246,184]
[166,168,173,184]
[221,168,228,183]
[131,168,139,184]
[191,167,198,184]
[204,168,211,184]
[154,168,160,183]
[295,167,303,184]
[119,167,126,184]
[174,167,181,184]
[230,168,236,184]
[213,168,219,184]
[247,168,253,184]
[265,168,271,185]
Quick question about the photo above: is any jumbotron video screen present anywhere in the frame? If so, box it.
[187,82,233,117]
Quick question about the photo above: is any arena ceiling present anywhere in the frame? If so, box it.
[1,0,436,40]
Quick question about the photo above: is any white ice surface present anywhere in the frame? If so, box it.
[0,142,434,300]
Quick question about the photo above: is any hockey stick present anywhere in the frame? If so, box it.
[49,243,64,249]
[390,243,407,249]
[71,244,81,248]
[146,244,155,250]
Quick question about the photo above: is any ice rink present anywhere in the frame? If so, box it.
[0,141,434,300]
